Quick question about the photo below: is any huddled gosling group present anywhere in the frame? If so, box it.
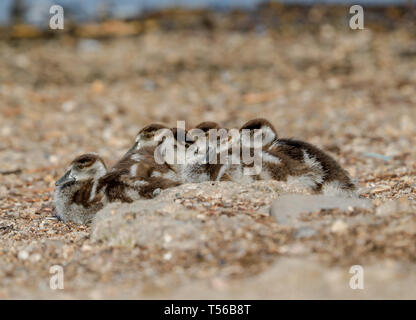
[54,118,356,224]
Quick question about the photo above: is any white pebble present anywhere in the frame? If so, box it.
[331,220,348,233]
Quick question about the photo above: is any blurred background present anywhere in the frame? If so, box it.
[0,0,415,298]
[0,0,414,169]
[0,1,412,26]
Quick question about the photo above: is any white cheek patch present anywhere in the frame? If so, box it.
[73,161,107,181]
[73,170,89,181]
[146,140,160,148]
[136,136,160,150]
[260,126,276,146]
[94,161,107,177]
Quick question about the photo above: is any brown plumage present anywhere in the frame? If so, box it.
[103,146,181,202]
[54,149,181,224]
[138,123,167,134]
[273,139,356,194]
[239,118,278,148]
[184,121,236,182]
[195,121,221,132]
[239,118,276,132]
[240,118,356,195]
[54,153,107,224]
[122,123,169,158]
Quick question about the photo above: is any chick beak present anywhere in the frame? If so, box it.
[55,170,75,187]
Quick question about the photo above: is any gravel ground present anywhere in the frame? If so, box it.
[0,10,415,299]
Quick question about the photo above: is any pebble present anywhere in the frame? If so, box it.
[330,220,348,234]
[270,195,372,227]
[371,186,392,194]
[18,250,29,260]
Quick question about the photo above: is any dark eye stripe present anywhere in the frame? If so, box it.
[76,161,94,169]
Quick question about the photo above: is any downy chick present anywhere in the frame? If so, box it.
[54,150,181,224]
[123,123,168,158]
[100,147,181,203]
[239,118,356,196]
[54,153,107,224]
[113,123,193,184]
[185,122,235,182]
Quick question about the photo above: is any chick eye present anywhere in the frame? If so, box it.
[78,158,90,164]
[76,161,92,169]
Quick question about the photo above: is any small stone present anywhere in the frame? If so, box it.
[164,234,172,243]
[330,220,348,234]
[18,250,29,260]
[81,244,93,252]
[270,195,372,227]
[61,100,76,112]
[29,253,41,262]
[371,185,391,194]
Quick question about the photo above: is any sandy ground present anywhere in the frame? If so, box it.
[0,11,415,299]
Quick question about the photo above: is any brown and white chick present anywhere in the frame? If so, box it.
[124,123,168,157]
[54,154,107,224]
[240,118,356,196]
[100,147,181,203]
[111,124,189,184]
[185,121,235,182]
[54,150,181,224]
